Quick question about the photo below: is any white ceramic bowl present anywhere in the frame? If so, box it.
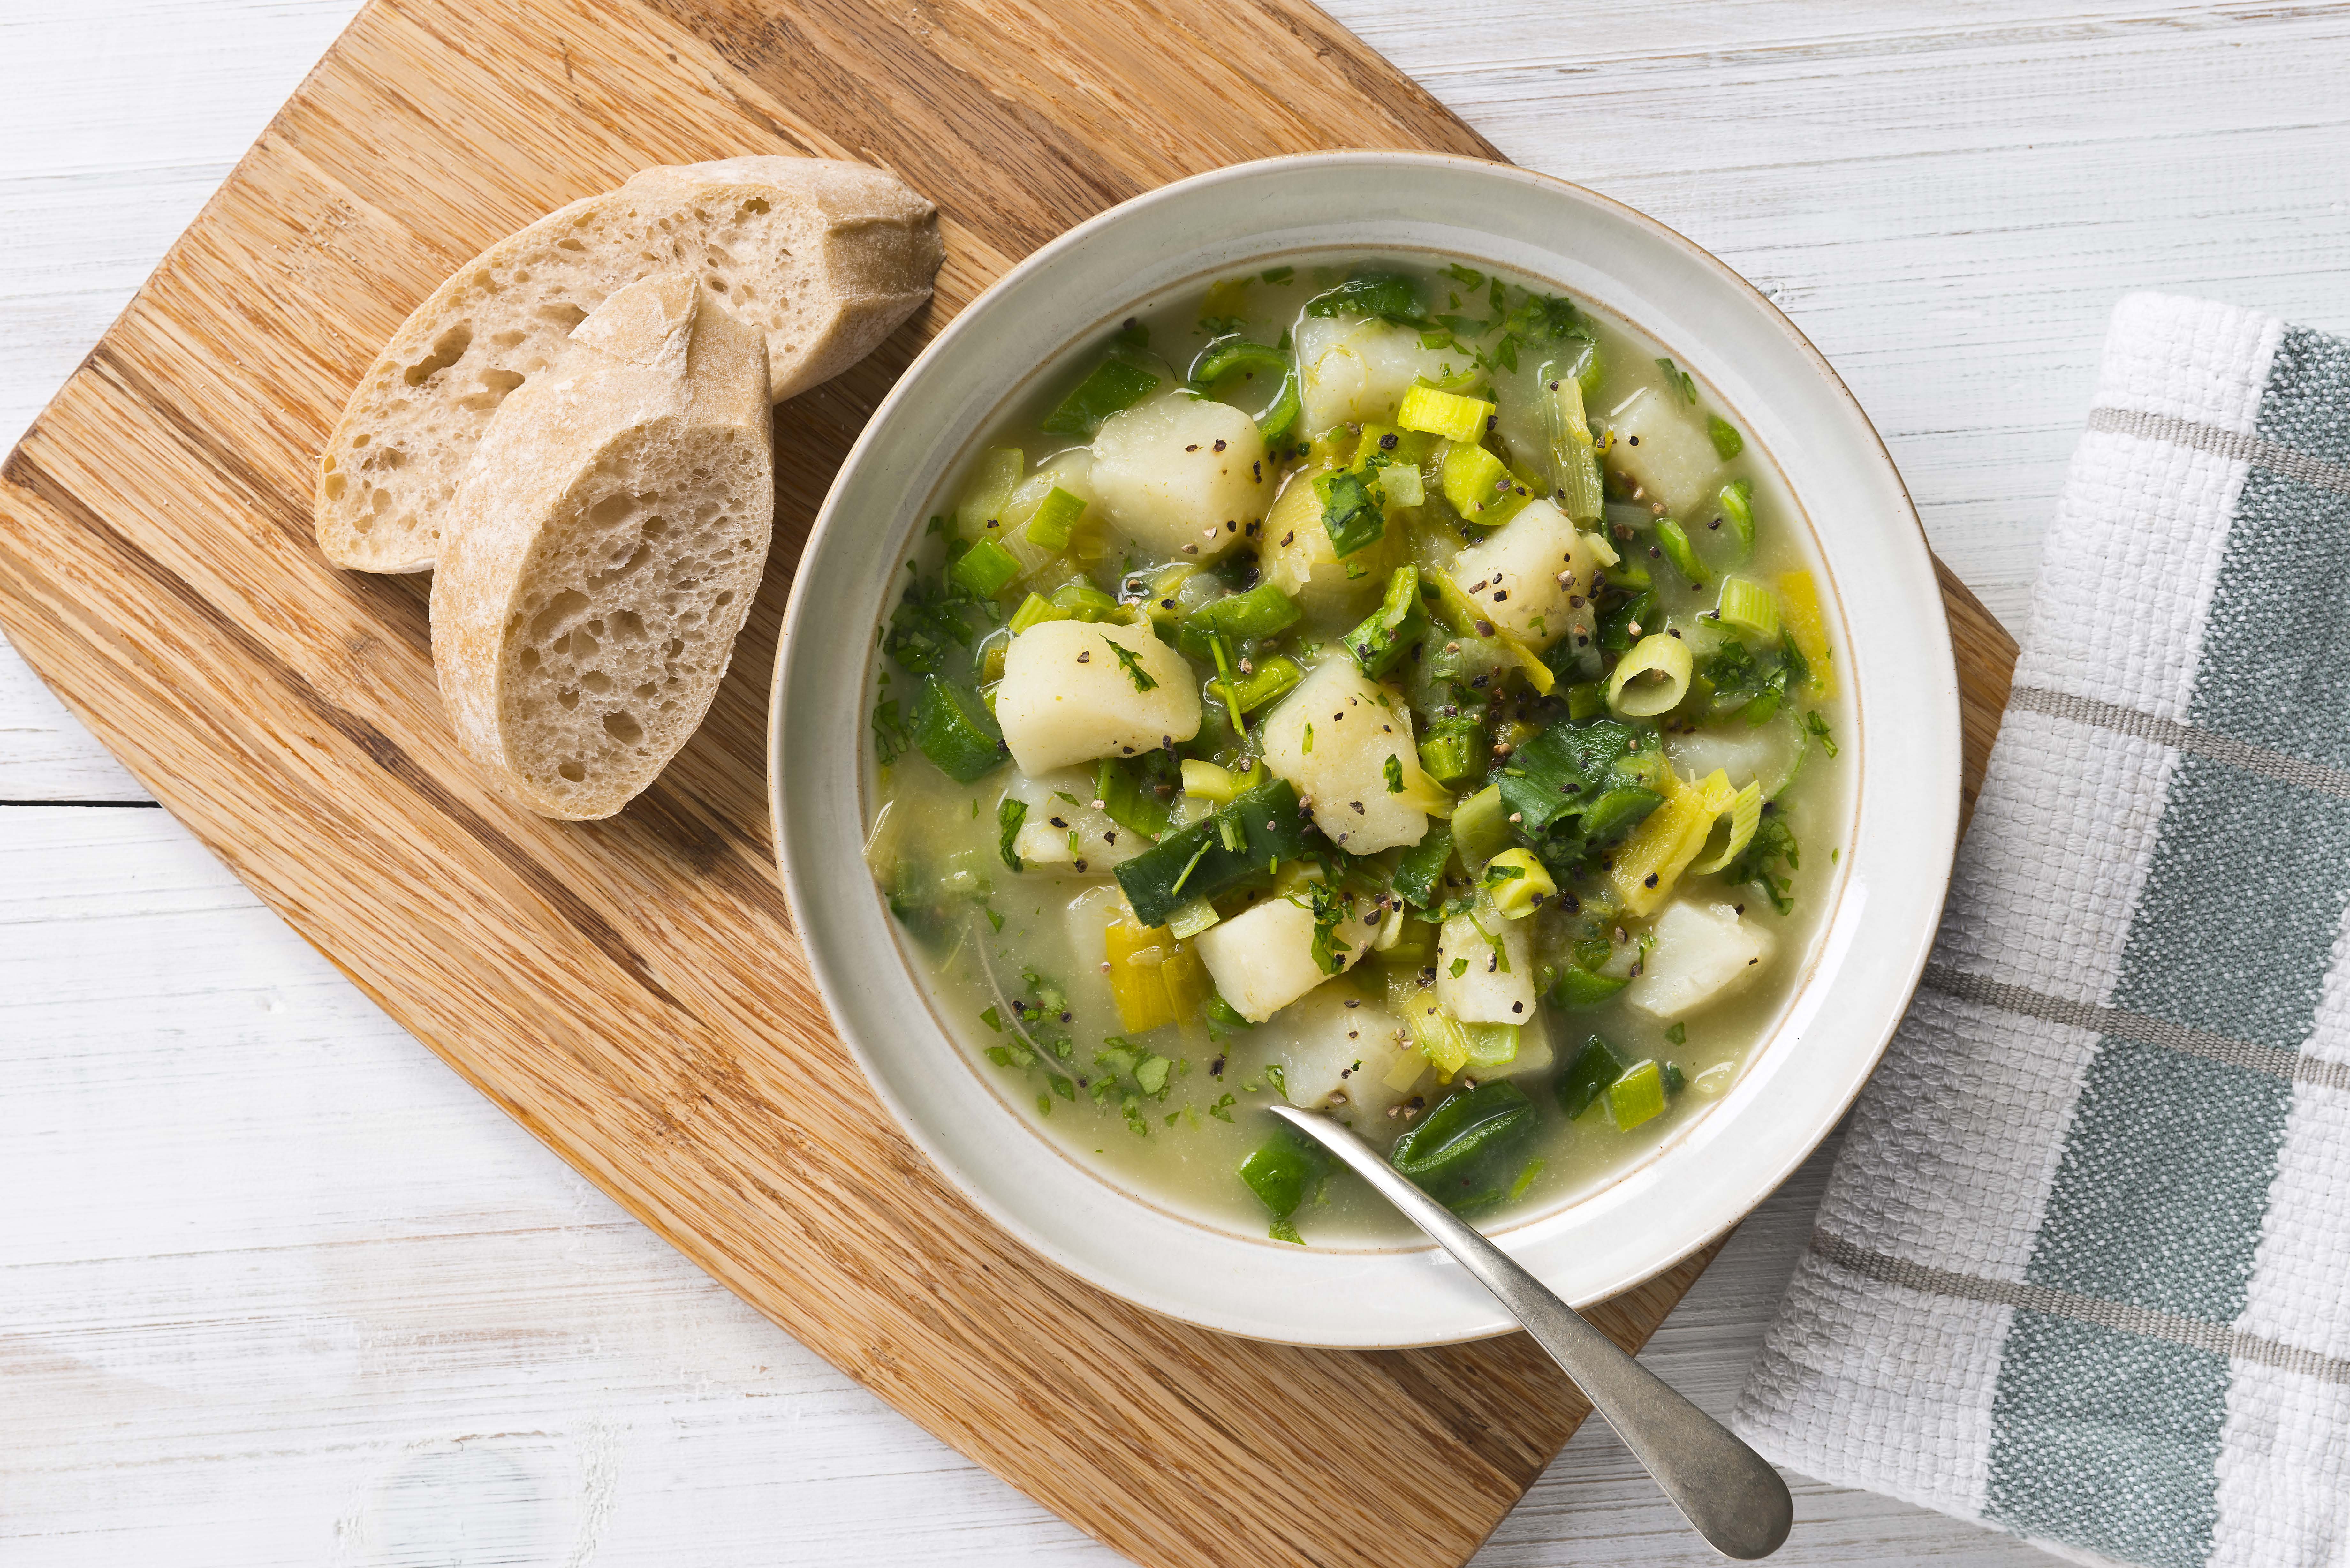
[771,153,1959,1348]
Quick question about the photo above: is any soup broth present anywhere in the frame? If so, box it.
[863,255,1848,1246]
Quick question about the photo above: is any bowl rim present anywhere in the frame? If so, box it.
[771,150,1960,1346]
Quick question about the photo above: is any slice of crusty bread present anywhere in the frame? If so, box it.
[319,156,937,573]
[430,272,773,820]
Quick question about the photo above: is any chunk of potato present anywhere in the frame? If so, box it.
[1256,460,1404,619]
[996,618,1201,775]
[1505,1012,1556,1078]
[1605,383,1724,517]
[1296,316,1461,434]
[1448,497,1604,653]
[1626,900,1775,1021]
[1090,393,1270,561]
[1194,889,1368,1022]
[1436,906,1536,1025]
[1004,767,1142,873]
[1258,657,1430,854]
[1258,984,1414,1119]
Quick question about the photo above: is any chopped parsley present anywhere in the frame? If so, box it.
[996,797,1027,872]
[871,696,912,766]
[1299,881,1354,975]
[1805,711,1840,758]
[1727,814,1801,916]
[1107,638,1158,693]
[1315,467,1387,558]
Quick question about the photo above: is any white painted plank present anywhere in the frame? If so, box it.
[0,806,1108,1567]
[0,632,149,800]
[0,0,360,452]
[6,1,2346,1563]
[0,2,354,800]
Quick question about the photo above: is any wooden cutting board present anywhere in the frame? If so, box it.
[0,2,2016,1563]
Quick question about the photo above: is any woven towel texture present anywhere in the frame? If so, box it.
[1735,294,2350,1568]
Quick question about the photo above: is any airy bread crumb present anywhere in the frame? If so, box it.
[430,273,774,819]
[318,157,937,573]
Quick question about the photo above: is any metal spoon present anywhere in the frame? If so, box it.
[1267,1103,1793,1561]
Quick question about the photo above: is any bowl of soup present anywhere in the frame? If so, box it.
[771,153,1960,1346]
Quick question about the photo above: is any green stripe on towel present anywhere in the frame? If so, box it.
[1983,342,2350,1565]
[2187,471,2350,770]
[2259,326,2350,464]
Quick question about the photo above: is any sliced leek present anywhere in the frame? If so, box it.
[1391,980,1472,1076]
[1382,992,1513,1081]
[1655,517,1708,586]
[1690,780,1764,874]
[1398,384,1495,443]
[954,447,1023,538]
[1606,631,1694,718]
[1139,561,1199,626]
[1382,1047,1430,1094]
[1379,462,1425,508]
[1610,767,1736,915]
[993,525,1063,584]
[1381,916,1437,970]
[1180,758,1239,803]
[1022,486,1087,551]
[1543,366,1605,523]
[1008,592,1065,636]
[1104,912,1212,1034]
[1404,780,1457,820]
[949,539,1021,598]
[1461,1023,1521,1070]
[1450,783,1513,874]
[975,626,1011,683]
[1167,897,1222,940]
[1778,570,1835,698]
[1716,576,1780,639]
[1717,479,1755,553]
[1440,442,1505,515]
[1482,847,1556,919]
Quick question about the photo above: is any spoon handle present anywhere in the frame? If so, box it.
[1269,1104,1792,1561]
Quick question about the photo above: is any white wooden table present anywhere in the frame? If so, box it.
[6,3,2345,1562]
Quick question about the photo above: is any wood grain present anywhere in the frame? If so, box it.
[0,2,2011,1565]
[1939,560,2013,831]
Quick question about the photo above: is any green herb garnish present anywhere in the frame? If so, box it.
[1107,638,1158,693]
[996,797,1027,872]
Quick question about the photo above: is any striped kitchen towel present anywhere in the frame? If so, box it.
[1735,293,2350,1568]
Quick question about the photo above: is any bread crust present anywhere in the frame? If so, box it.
[430,274,774,820]
[318,157,936,574]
